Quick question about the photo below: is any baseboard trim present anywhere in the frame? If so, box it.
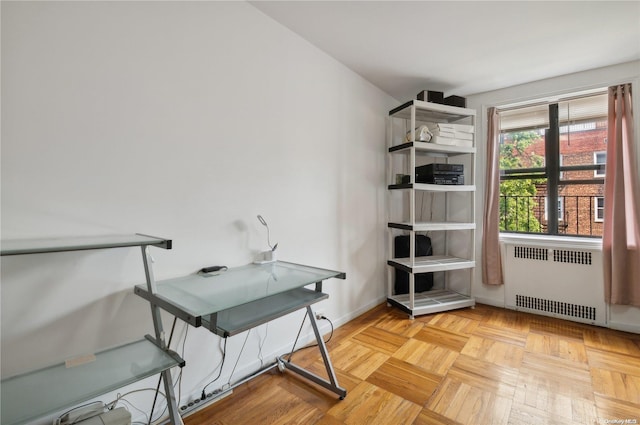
[607,321,640,334]
[473,295,504,308]
[332,295,387,328]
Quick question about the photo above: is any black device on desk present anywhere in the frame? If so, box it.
[199,265,227,274]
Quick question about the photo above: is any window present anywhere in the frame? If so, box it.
[544,197,564,221]
[595,197,605,222]
[594,151,606,177]
[498,90,608,237]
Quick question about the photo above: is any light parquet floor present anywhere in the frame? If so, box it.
[185,303,640,425]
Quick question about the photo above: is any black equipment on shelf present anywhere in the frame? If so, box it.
[394,235,433,294]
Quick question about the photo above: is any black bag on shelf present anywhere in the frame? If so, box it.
[394,234,434,294]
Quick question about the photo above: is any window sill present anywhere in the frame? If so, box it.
[499,233,602,251]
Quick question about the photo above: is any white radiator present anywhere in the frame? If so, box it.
[503,241,606,326]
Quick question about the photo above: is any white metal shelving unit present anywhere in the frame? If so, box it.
[387,100,477,318]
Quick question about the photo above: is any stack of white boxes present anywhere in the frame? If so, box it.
[426,122,474,147]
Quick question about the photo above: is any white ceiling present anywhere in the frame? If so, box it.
[250,1,640,101]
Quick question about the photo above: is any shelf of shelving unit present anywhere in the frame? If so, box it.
[388,183,476,192]
[386,99,477,318]
[387,289,476,317]
[0,234,182,425]
[389,99,473,122]
[1,338,184,425]
[388,221,476,231]
[389,141,476,156]
[387,256,475,274]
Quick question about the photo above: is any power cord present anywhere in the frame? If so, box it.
[318,315,334,344]
[225,329,251,391]
[108,388,167,425]
[55,401,105,425]
[257,323,269,368]
[102,317,188,424]
[286,310,309,362]
[201,336,228,399]
[286,312,334,362]
[148,317,178,425]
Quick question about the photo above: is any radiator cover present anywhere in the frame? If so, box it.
[503,242,606,326]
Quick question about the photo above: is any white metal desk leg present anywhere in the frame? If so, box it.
[141,247,184,425]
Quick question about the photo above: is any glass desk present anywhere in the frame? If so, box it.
[135,261,347,398]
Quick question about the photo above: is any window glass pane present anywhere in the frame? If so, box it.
[500,130,545,171]
[500,117,548,233]
[498,90,607,238]
[558,93,608,181]
[499,179,545,233]
[557,93,607,236]
[499,103,549,132]
[499,106,546,234]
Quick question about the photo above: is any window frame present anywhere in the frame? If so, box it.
[498,90,608,238]
[594,151,606,177]
[595,196,605,222]
[544,196,564,222]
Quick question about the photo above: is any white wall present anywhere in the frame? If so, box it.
[1,1,396,421]
[467,60,640,333]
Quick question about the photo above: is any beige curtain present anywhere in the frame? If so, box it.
[603,84,640,306]
[482,107,503,285]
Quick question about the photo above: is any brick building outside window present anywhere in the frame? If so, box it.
[526,121,607,236]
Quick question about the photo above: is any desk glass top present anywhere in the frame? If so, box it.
[136,261,345,318]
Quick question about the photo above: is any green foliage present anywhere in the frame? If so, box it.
[499,131,544,169]
[499,131,544,233]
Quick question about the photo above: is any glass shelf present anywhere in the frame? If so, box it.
[135,261,345,324]
[1,234,171,256]
[1,338,184,425]
[204,288,329,337]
